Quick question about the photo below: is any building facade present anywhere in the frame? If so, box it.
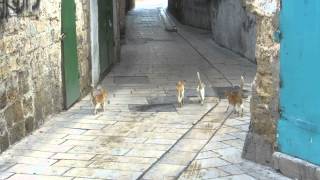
[168,0,320,179]
[0,0,125,153]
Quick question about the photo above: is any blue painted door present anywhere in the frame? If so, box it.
[278,0,320,165]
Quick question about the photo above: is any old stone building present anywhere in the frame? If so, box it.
[168,0,320,179]
[0,0,127,153]
[0,0,319,179]
[168,0,277,163]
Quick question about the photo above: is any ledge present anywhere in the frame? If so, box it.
[273,152,320,180]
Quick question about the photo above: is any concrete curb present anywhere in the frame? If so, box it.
[273,152,320,180]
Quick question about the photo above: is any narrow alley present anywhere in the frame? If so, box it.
[0,1,291,180]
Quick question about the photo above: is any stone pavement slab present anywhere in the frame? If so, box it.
[178,100,290,180]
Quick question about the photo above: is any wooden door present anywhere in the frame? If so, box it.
[278,0,320,165]
[98,0,114,75]
[61,0,81,108]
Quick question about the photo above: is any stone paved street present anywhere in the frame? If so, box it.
[0,3,290,180]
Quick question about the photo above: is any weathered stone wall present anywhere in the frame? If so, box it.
[168,0,256,61]
[168,0,281,169]
[242,0,280,166]
[113,0,121,63]
[75,0,92,96]
[0,0,91,153]
[0,1,62,153]
[168,0,211,30]
[181,0,211,29]
[210,0,257,61]
[119,0,127,37]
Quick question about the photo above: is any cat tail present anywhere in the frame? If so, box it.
[197,72,202,84]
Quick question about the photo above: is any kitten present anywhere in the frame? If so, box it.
[196,72,206,105]
[91,86,108,115]
[225,75,245,116]
[225,90,243,116]
[176,80,185,108]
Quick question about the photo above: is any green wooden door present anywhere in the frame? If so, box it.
[61,0,80,108]
[98,0,114,75]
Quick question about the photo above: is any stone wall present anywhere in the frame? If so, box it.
[210,0,257,61]
[75,0,92,96]
[242,0,280,166]
[0,0,91,153]
[168,0,256,61]
[119,0,127,37]
[113,0,121,63]
[168,0,211,30]
[168,0,281,170]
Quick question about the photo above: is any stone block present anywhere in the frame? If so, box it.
[25,116,35,134]
[242,132,273,166]
[0,133,9,153]
[0,85,6,109]
[273,152,320,180]
[18,70,30,95]
[4,101,24,127]
[9,121,26,144]
[8,164,70,176]
[316,168,320,180]
[277,154,300,178]
[23,96,33,116]
[34,95,44,127]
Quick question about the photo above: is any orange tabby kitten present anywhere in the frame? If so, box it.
[91,86,108,115]
[176,80,185,108]
[225,90,243,116]
[225,75,245,116]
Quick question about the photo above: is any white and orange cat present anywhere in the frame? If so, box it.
[176,80,185,107]
[91,86,108,115]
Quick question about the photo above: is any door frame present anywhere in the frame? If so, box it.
[90,0,100,87]
[90,0,116,87]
